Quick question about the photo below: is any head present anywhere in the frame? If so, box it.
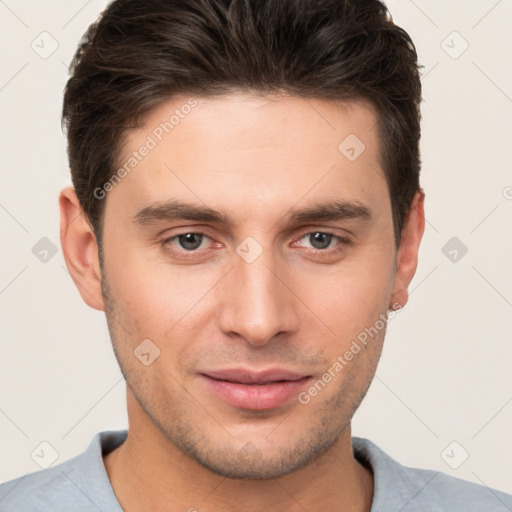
[60,0,425,479]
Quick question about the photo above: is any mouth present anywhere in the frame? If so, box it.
[199,368,313,410]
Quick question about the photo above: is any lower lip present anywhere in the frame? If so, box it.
[200,375,312,410]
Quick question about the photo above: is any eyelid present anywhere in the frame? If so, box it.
[295,226,351,239]
[293,230,352,250]
[163,230,216,250]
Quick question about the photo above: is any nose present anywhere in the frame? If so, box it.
[217,244,299,346]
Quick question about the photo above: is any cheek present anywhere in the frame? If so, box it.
[103,240,221,344]
[301,251,395,338]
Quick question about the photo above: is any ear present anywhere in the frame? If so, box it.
[59,186,105,311]
[390,189,425,310]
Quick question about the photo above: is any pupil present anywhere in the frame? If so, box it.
[179,233,202,250]
[311,232,331,249]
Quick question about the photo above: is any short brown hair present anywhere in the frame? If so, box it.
[62,0,423,248]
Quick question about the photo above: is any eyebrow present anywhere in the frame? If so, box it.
[133,198,372,228]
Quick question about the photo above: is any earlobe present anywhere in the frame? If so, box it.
[390,189,426,309]
[59,186,105,311]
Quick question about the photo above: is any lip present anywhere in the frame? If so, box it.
[199,368,313,410]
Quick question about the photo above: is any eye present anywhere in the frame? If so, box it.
[160,230,351,260]
[163,232,212,253]
[295,231,350,252]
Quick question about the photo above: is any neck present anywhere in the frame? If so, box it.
[104,397,374,512]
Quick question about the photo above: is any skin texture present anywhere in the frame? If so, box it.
[59,92,425,511]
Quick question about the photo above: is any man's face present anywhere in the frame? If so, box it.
[99,93,399,479]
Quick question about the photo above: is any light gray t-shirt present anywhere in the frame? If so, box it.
[0,430,511,511]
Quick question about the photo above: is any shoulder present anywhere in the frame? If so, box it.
[0,455,85,511]
[0,430,126,512]
[352,436,512,512]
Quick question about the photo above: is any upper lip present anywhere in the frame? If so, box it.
[201,368,310,384]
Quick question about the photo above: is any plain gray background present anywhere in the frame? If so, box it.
[1,0,511,494]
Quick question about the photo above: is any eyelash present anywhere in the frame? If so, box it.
[160,230,351,258]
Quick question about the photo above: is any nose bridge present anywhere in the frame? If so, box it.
[218,236,297,345]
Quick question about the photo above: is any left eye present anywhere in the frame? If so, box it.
[296,232,345,251]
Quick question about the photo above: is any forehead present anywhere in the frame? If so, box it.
[107,92,388,225]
